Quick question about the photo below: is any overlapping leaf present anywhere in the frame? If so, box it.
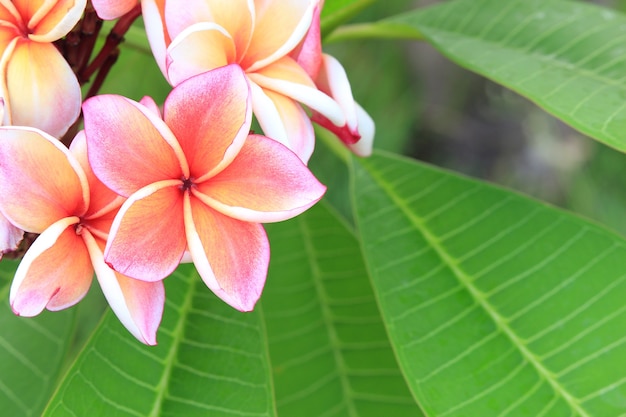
[352,151,626,416]
[0,259,77,417]
[391,0,626,152]
[43,264,276,417]
[263,202,422,416]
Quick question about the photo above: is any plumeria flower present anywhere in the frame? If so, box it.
[92,0,139,20]
[0,127,164,345]
[83,65,326,311]
[0,0,85,137]
[141,0,374,162]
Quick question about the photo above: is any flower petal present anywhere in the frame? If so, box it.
[83,94,188,197]
[247,56,346,127]
[105,180,186,281]
[250,82,314,163]
[10,216,93,316]
[83,230,164,345]
[70,130,125,219]
[164,65,252,181]
[345,102,375,157]
[91,0,137,20]
[166,22,236,86]
[184,193,268,311]
[194,134,325,223]
[139,95,162,117]
[164,0,254,57]
[0,213,23,255]
[142,0,169,75]
[28,0,87,41]
[289,0,321,79]
[0,126,89,232]
[244,0,315,72]
[3,39,81,137]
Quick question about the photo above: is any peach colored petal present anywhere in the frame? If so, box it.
[83,95,188,197]
[250,82,314,162]
[28,0,87,42]
[194,134,325,222]
[166,22,236,86]
[142,0,169,75]
[0,1,21,23]
[164,0,254,56]
[10,216,92,316]
[0,126,89,232]
[244,0,315,72]
[105,180,186,282]
[83,230,164,345]
[164,65,251,181]
[70,131,125,219]
[247,56,345,127]
[0,213,23,255]
[3,39,81,137]
[91,0,137,20]
[184,193,268,311]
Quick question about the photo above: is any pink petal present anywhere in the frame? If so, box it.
[184,193,268,311]
[163,65,251,181]
[250,81,314,162]
[70,131,125,220]
[10,216,93,316]
[289,0,322,79]
[139,95,162,117]
[91,0,137,20]
[0,213,23,255]
[194,134,325,223]
[28,0,87,42]
[105,180,187,282]
[247,56,345,127]
[3,39,81,137]
[164,0,254,54]
[83,230,164,345]
[83,94,188,197]
[243,0,316,72]
[166,22,236,86]
[0,126,89,232]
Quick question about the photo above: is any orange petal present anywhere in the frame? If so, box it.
[3,39,81,137]
[250,82,314,162]
[164,65,251,181]
[27,0,87,42]
[0,126,89,232]
[105,180,186,281]
[70,130,125,220]
[84,230,164,345]
[166,22,236,86]
[194,134,325,223]
[184,193,268,311]
[10,216,93,316]
[243,0,315,71]
[83,94,188,197]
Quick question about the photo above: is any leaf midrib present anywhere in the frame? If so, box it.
[361,157,590,417]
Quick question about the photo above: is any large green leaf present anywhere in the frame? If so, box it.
[0,259,77,417]
[263,202,423,416]
[352,151,626,416]
[390,0,626,153]
[43,264,276,417]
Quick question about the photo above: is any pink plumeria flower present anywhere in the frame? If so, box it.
[83,65,326,311]
[0,0,85,137]
[141,0,373,162]
[0,128,164,345]
[92,0,139,20]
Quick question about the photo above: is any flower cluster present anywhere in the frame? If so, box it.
[0,0,373,344]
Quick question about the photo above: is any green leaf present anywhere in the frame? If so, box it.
[391,0,626,153]
[263,202,423,416]
[43,264,276,417]
[352,151,626,416]
[321,0,378,36]
[0,259,77,417]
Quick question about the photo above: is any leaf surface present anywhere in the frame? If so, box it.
[353,151,626,416]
